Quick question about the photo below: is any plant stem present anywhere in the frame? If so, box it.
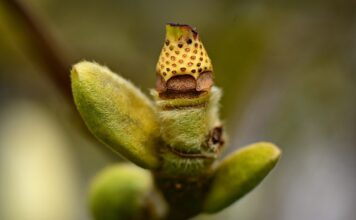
[154,173,212,220]
[3,0,71,99]
[1,0,114,154]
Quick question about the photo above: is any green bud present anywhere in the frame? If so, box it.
[203,142,281,213]
[71,61,160,169]
[71,24,282,219]
[89,164,158,220]
[152,87,224,176]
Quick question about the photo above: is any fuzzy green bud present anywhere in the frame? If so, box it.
[203,142,281,213]
[89,164,166,220]
[152,87,224,175]
[71,61,160,169]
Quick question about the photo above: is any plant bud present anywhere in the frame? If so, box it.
[203,142,281,213]
[156,24,214,93]
[71,61,161,169]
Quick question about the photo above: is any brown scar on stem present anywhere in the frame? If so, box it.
[202,126,225,154]
[211,126,224,145]
[159,90,206,99]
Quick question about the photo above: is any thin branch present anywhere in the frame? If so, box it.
[3,0,72,99]
[2,0,115,157]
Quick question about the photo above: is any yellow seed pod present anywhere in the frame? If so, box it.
[156,24,213,82]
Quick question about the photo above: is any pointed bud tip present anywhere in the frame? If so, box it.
[156,23,213,84]
[165,23,198,41]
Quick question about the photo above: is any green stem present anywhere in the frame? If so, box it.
[154,173,212,220]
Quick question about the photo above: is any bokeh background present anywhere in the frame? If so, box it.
[1,0,355,219]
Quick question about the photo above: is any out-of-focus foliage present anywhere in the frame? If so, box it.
[0,0,355,219]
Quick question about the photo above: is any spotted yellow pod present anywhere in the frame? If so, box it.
[156,24,214,93]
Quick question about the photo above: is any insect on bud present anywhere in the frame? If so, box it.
[156,24,214,94]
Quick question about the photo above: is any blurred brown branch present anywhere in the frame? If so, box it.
[3,0,71,99]
[1,0,113,157]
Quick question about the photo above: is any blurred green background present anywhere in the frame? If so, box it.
[0,0,355,219]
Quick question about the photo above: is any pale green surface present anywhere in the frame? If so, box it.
[71,61,160,169]
[152,90,210,109]
[159,107,210,153]
[203,142,281,213]
[159,147,214,176]
[89,164,152,220]
[154,88,221,154]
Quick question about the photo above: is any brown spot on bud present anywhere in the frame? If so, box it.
[156,75,167,92]
[170,56,176,61]
[165,40,170,46]
[166,75,196,92]
[172,70,177,74]
[191,56,196,60]
[185,48,190,52]
[180,67,186,72]
[178,43,183,48]
[186,39,192,44]
[175,51,180,55]
[212,126,223,145]
[208,126,225,149]
[188,62,193,66]
[169,46,174,50]
[178,59,184,64]
[196,71,213,91]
